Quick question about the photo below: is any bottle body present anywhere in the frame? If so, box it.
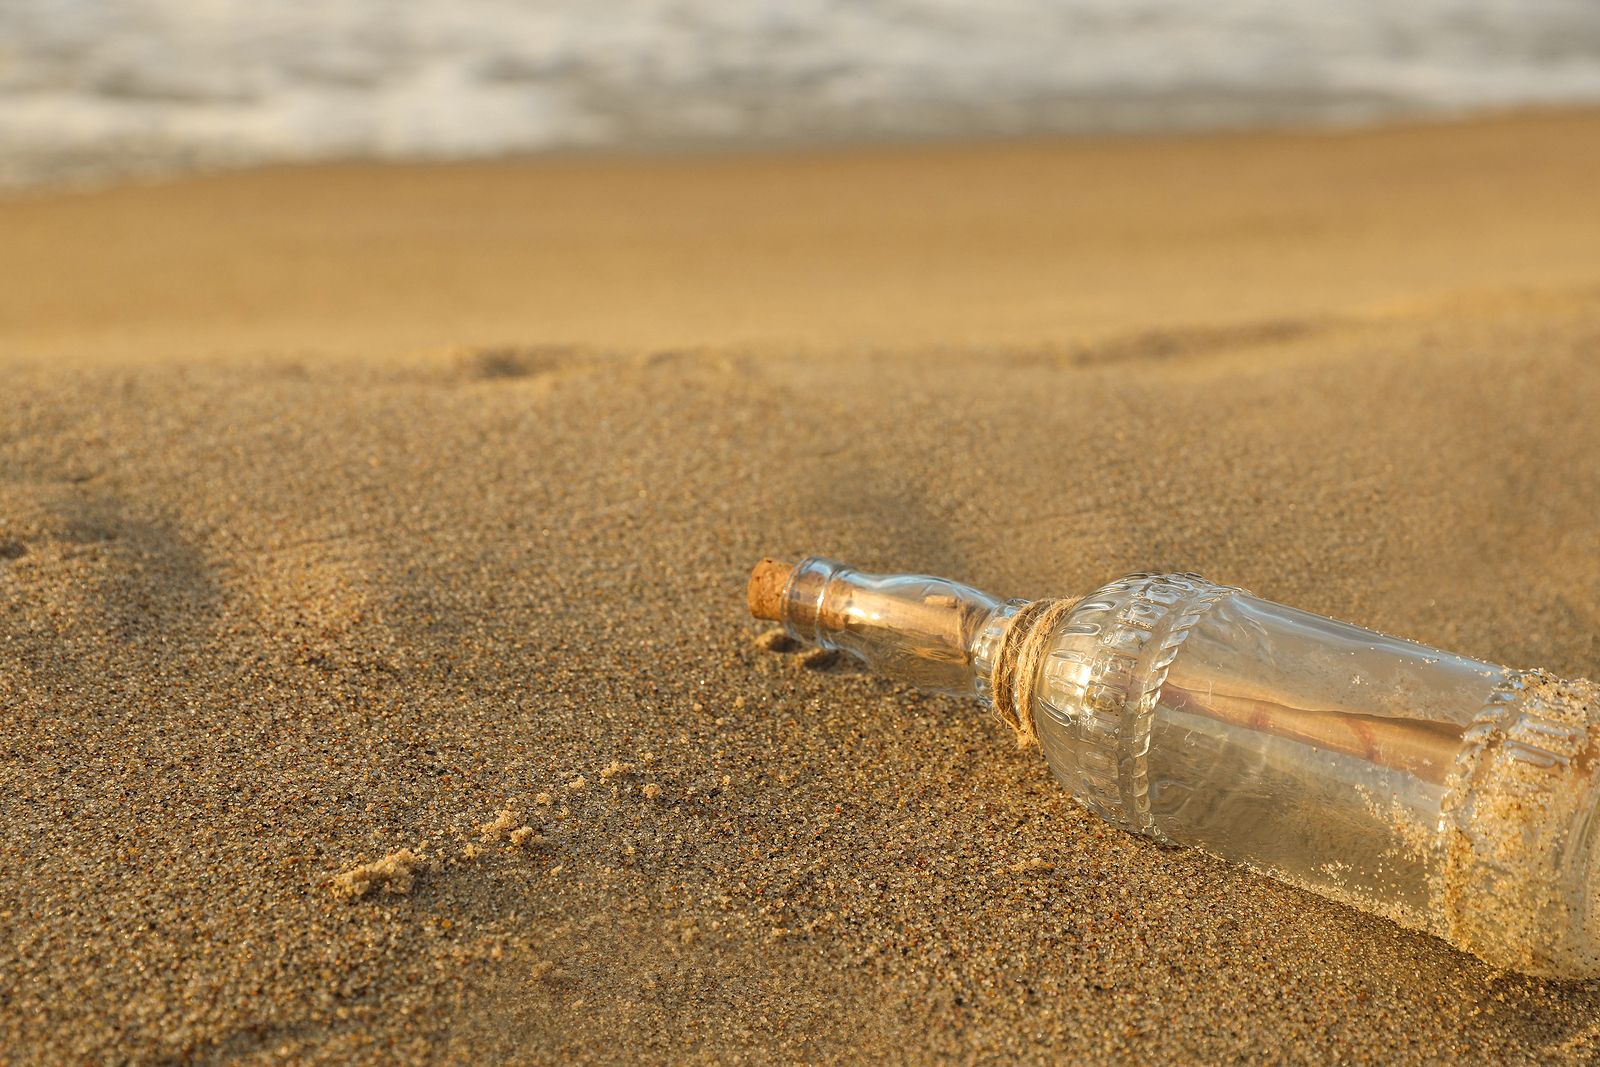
[1004,572,1600,977]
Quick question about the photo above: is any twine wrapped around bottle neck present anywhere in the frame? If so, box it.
[988,597,1081,748]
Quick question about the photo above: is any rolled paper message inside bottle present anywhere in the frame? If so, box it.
[746,556,1600,978]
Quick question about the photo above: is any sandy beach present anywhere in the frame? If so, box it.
[2,110,1599,1063]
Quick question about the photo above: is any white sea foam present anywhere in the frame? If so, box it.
[3,0,1600,186]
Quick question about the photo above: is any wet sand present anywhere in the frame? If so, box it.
[2,110,1599,1063]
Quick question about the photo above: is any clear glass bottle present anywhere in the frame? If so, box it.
[753,556,1600,978]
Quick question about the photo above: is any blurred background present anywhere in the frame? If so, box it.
[5,0,1600,188]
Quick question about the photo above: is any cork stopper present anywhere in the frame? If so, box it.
[747,558,795,621]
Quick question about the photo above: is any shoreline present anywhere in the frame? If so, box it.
[5,101,1593,202]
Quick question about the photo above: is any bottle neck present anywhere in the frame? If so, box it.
[779,556,1020,697]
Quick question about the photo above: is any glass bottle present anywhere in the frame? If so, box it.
[748,556,1600,979]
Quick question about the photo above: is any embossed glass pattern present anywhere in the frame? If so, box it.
[1032,576,1506,927]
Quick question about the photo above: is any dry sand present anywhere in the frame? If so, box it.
[2,110,1599,1063]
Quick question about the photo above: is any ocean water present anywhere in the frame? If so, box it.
[3,0,1600,186]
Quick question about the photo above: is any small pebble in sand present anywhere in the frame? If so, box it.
[567,776,586,791]
[477,807,520,843]
[462,844,483,860]
[642,784,662,801]
[753,629,797,652]
[509,826,539,849]
[331,849,425,900]
[1006,858,1054,875]
[535,792,553,806]
[598,760,632,781]
[797,648,838,671]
